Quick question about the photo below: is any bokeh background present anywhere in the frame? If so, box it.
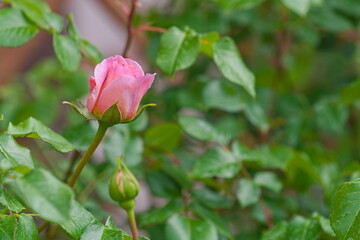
[1,0,360,239]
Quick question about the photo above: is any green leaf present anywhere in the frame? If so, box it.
[285,152,320,191]
[231,141,258,162]
[190,218,218,240]
[244,99,269,132]
[0,214,37,240]
[281,0,311,16]
[146,170,182,198]
[79,220,123,240]
[0,133,34,170]
[333,0,360,17]
[314,214,335,237]
[330,178,360,240]
[199,32,219,57]
[0,215,18,240]
[287,216,321,240]
[80,40,103,65]
[67,13,81,41]
[213,37,255,97]
[44,12,63,33]
[340,79,360,105]
[156,27,200,76]
[309,8,352,33]
[0,189,25,213]
[165,214,218,240]
[162,163,191,189]
[191,203,231,237]
[53,34,81,72]
[261,221,287,240]
[10,0,52,30]
[165,214,190,240]
[10,0,62,32]
[123,236,149,240]
[178,115,230,145]
[144,123,182,152]
[202,80,247,113]
[236,178,261,208]
[314,97,348,135]
[254,172,282,193]
[215,0,265,10]
[10,168,73,224]
[257,145,294,169]
[0,8,38,47]
[192,148,240,179]
[60,200,96,239]
[7,117,76,153]
[140,199,183,226]
[192,188,232,209]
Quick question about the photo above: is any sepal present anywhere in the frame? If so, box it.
[128,103,156,123]
[100,101,121,125]
[62,100,97,120]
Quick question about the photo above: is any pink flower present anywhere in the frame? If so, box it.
[87,55,155,122]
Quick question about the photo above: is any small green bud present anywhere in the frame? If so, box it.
[109,157,139,211]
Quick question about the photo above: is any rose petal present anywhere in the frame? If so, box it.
[87,77,97,112]
[89,76,96,92]
[101,56,144,89]
[94,58,109,88]
[96,73,155,120]
[125,58,144,78]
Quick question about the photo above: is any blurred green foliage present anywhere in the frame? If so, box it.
[1,0,360,239]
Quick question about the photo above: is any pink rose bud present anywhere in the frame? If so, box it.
[87,55,155,123]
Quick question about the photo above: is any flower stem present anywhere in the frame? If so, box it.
[127,209,139,240]
[68,121,109,188]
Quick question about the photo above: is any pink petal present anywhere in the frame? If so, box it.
[101,56,145,89]
[87,77,97,112]
[87,58,110,112]
[89,76,96,92]
[125,58,144,78]
[94,58,109,88]
[96,73,155,120]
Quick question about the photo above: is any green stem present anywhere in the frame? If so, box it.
[68,121,109,188]
[127,209,139,240]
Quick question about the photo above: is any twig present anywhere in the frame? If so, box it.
[122,0,138,57]
[134,24,167,34]
[27,213,40,217]
[268,6,291,118]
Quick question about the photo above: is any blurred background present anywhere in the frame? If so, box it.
[1,0,360,239]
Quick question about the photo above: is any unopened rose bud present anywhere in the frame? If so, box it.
[109,157,139,211]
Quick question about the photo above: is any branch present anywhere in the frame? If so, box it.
[134,24,167,34]
[122,0,138,57]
